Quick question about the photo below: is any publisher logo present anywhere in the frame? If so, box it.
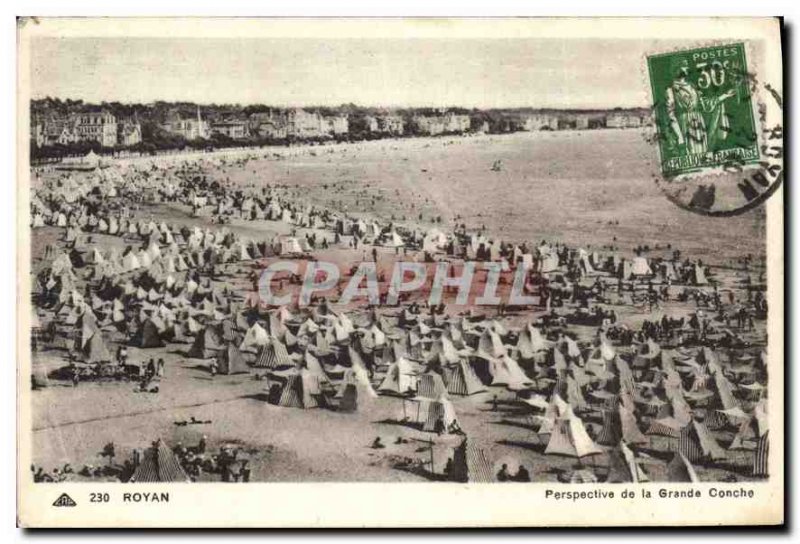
[52,493,77,507]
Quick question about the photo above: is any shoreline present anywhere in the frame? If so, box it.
[34,127,653,169]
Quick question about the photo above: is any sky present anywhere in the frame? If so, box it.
[30,37,658,109]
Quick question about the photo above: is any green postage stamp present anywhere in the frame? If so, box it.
[647,43,760,178]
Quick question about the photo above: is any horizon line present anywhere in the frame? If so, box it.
[30,96,652,112]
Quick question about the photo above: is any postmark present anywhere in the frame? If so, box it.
[647,42,783,216]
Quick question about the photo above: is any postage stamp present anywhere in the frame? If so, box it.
[646,41,783,217]
[647,43,760,179]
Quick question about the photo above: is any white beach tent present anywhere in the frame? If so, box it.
[545,407,603,458]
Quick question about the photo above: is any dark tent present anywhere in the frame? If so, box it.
[216,344,249,375]
[132,319,165,348]
[188,326,223,359]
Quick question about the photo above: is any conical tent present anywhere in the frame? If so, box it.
[188,326,223,359]
[667,452,699,483]
[413,394,458,433]
[240,322,270,352]
[335,368,377,412]
[217,344,249,375]
[477,329,506,359]
[544,409,602,458]
[253,340,294,369]
[132,319,165,348]
[729,403,768,450]
[416,372,449,400]
[129,439,190,483]
[606,442,649,483]
[679,420,727,463]
[82,331,112,363]
[516,326,550,359]
[428,334,461,365]
[597,404,648,446]
[269,370,324,409]
[378,357,417,395]
[489,354,532,389]
[443,360,486,396]
[75,310,100,350]
[450,436,493,483]
[381,231,404,248]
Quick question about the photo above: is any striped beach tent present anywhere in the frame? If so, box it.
[597,404,648,446]
[450,437,493,483]
[414,394,458,433]
[129,439,190,483]
[443,360,486,396]
[416,372,449,400]
[269,370,324,409]
[253,339,294,369]
[753,430,769,477]
[678,420,727,463]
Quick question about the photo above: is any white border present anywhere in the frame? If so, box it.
[2,2,796,540]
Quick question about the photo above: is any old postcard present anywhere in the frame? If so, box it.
[16,17,784,527]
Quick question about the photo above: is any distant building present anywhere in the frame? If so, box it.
[249,111,288,140]
[412,112,470,136]
[443,113,470,133]
[278,109,350,138]
[606,112,643,129]
[519,114,558,131]
[412,115,442,135]
[471,119,490,134]
[365,114,404,136]
[117,119,142,146]
[324,114,349,136]
[43,119,78,146]
[160,107,209,140]
[574,115,590,130]
[286,109,326,138]
[74,111,118,147]
[210,119,249,139]
[364,116,379,133]
[378,115,405,135]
